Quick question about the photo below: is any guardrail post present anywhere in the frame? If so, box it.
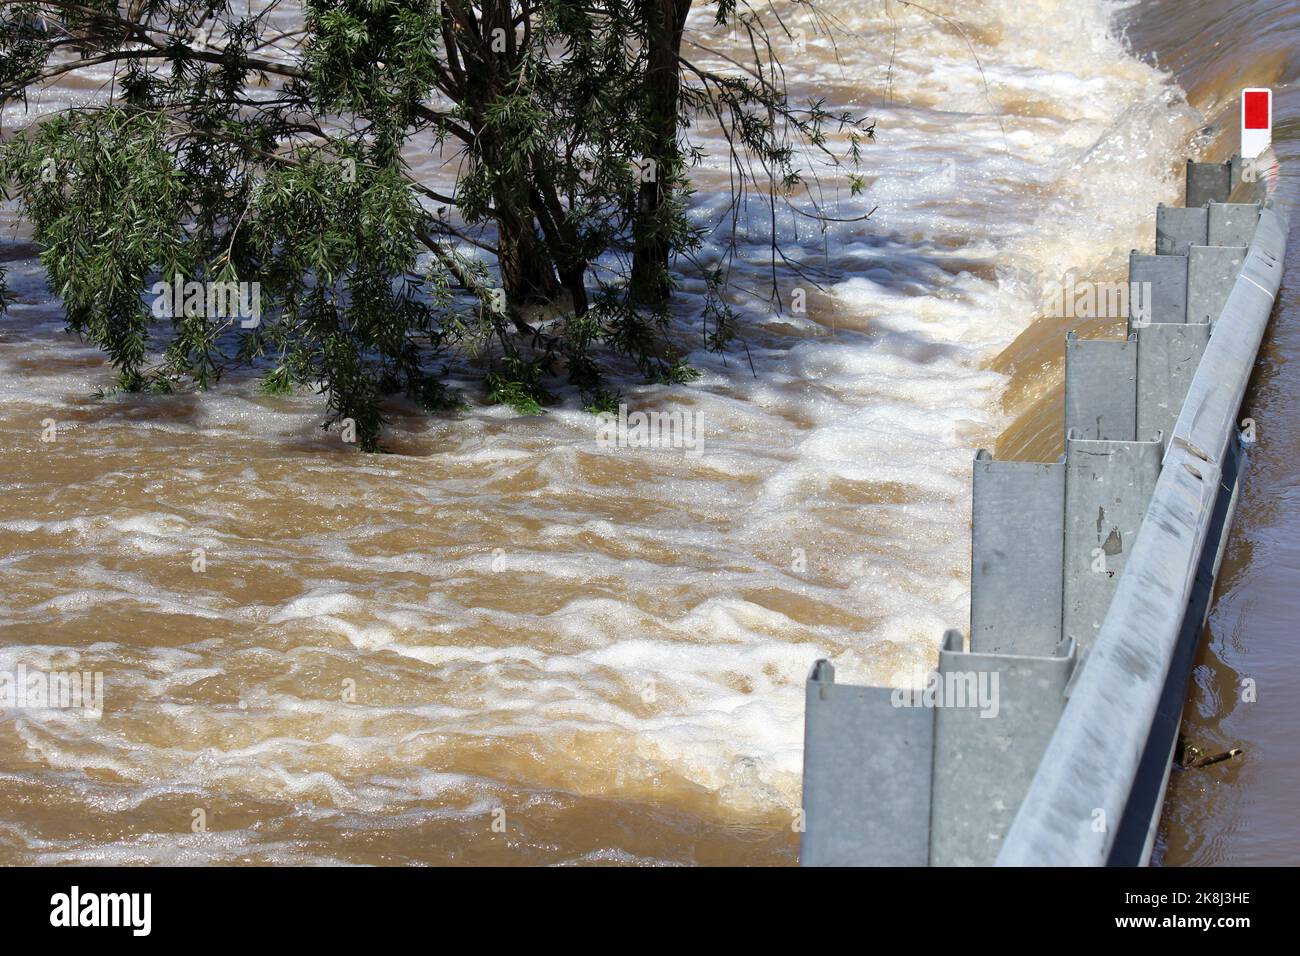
[1185,159,1232,207]
[799,660,933,866]
[1207,202,1261,247]
[970,453,1065,656]
[1135,322,1211,443]
[1156,203,1208,255]
[1130,251,1188,323]
[929,630,1077,866]
[1061,432,1164,655]
[1187,245,1247,324]
[1064,332,1137,441]
[1228,154,1247,191]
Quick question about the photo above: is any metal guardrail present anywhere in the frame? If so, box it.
[998,181,1287,866]
[799,156,1289,866]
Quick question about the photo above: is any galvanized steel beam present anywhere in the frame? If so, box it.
[970,453,1065,657]
[800,660,933,866]
[1187,244,1247,324]
[1207,202,1261,247]
[1061,432,1163,656]
[1064,333,1137,442]
[1155,204,1208,256]
[1185,160,1232,207]
[1129,252,1188,324]
[930,630,1077,866]
[1135,322,1211,445]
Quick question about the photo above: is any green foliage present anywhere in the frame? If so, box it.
[485,356,550,416]
[584,390,623,416]
[260,367,294,396]
[653,358,702,386]
[2,108,187,391]
[0,1,871,450]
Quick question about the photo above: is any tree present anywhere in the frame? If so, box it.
[630,0,692,304]
[1,1,871,449]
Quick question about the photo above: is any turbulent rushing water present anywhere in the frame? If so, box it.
[0,0,1289,865]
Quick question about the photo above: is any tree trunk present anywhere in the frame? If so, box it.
[495,192,561,307]
[631,0,692,305]
[531,174,590,315]
[449,1,561,311]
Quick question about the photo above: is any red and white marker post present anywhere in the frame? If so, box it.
[1241,88,1272,160]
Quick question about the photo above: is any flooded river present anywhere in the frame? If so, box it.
[0,0,1293,864]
